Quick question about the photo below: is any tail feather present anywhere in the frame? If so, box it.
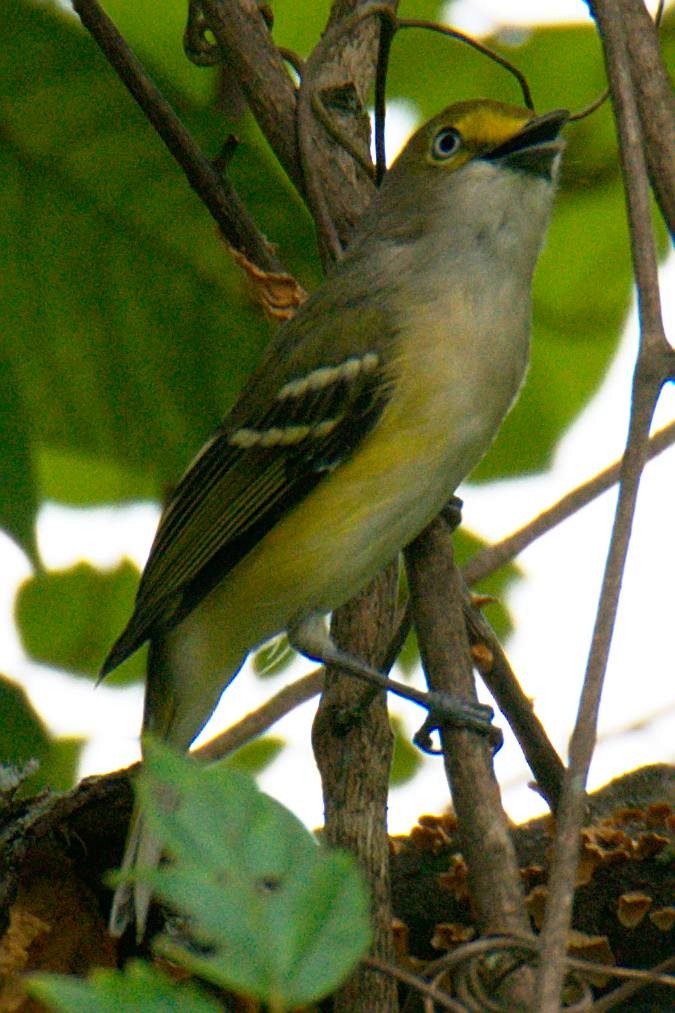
[108,803,163,941]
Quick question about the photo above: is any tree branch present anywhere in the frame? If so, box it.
[463,419,675,587]
[296,1,396,260]
[535,1,673,1005]
[313,564,400,1013]
[72,0,283,274]
[294,6,400,1010]
[404,518,534,1008]
[620,0,675,232]
[195,670,323,762]
[198,0,303,192]
[463,597,565,812]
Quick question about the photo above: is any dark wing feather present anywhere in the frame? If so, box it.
[100,354,390,676]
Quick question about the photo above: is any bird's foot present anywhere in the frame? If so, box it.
[288,613,500,748]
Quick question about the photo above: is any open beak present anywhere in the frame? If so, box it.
[485,108,569,178]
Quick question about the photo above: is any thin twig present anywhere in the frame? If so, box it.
[462,596,565,811]
[374,11,397,184]
[567,954,675,989]
[396,19,534,109]
[534,1,672,1006]
[404,519,533,1007]
[591,954,675,1011]
[72,0,283,274]
[363,954,465,1012]
[568,87,609,122]
[463,419,675,587]
[195,669,323,762]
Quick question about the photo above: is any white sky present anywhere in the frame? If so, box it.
[1,0,673,833]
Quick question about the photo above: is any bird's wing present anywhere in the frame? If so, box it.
[100,341,391,676]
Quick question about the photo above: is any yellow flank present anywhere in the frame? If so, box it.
[168,287,530,719]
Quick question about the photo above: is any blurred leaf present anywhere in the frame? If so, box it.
[252,634,294,679]
[135,741,371,1008]
[29,960,221,1013]
[36,447,157,506]
[390,715,422,787]
[0,0,317,517]
[224,735,285,775]
[40,735,84,793]
[0,353,37,562]
[396,624,419,678]
[0,675,83,792]
[16,562,145,685]
[0,675,47,764]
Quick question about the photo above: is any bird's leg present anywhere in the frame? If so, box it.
[288,613,500,747]
[441,494,464,532]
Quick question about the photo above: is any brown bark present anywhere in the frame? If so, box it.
[312,563,400,1013]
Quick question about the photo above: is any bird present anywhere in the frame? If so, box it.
[103,98,568,938]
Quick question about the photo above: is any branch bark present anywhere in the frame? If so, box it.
[199,0,303,192]
[535,1,673,1006]
[619,0,675,232]
[312,564,400,1013]
[405,518,533,1007]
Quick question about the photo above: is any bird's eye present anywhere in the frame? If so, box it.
[431,127,461,160]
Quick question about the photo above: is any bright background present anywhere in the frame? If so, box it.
[1,0,673,833]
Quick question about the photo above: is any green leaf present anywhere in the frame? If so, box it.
[224,735,285,775]
[0,0,317,513]
[0,352,37,561]
[0,675,48,765]
[38,736,84,793]
[136,741,371,1009]
[252,634,294,679]
[36,447,157,506]
[0,675,83,792]
[15,562,144,684]
[390,715,422,787]
[28,960,221,1013]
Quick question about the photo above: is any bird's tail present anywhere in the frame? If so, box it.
[107,635,246,940]
[108,799,163,941]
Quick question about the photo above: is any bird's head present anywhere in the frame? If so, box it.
[369,99,568,266]
[390,99,568,183]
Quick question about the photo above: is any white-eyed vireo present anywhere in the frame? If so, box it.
[104,98,567,937]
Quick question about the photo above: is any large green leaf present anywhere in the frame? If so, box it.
[15,562,146,685]
[134,741,372,1009]
[0,0,318,560]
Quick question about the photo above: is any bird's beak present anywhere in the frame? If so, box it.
[485,109,569,178]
